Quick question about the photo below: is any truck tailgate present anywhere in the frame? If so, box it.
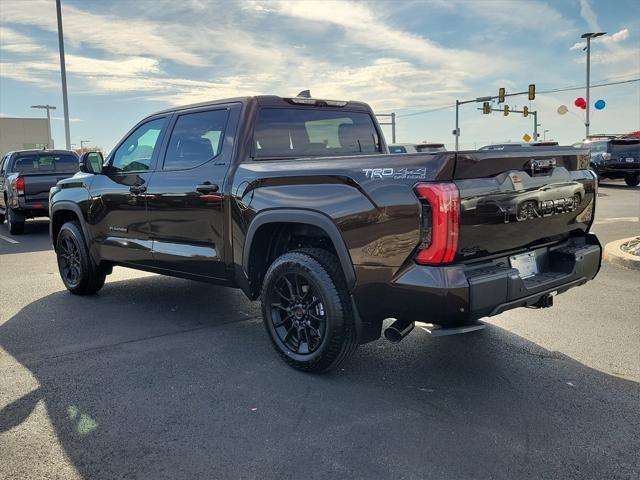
[23,173,74,202]
[453,147,595,261]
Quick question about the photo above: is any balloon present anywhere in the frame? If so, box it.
[574,97,586,107]
[580,104,586,110]
[595,99,606,110]
[557,105,568,115]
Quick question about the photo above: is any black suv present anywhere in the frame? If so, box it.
[585,138,640,186]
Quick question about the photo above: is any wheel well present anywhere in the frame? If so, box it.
[247,222,339,298]
[51,209,80,248]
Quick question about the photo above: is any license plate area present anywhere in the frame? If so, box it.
[510,251,538,278]
[625,157,635,163]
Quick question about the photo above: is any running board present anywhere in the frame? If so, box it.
[418,322,486,337]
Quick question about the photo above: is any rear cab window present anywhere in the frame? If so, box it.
[10,153,78,174]
[253,108,381,159]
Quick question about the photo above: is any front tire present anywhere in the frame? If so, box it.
[624,174,640,187]
[56,221,106,295]
[7,208,24,235]
[261,248,358,373]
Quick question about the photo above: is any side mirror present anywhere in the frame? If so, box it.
[79,151,104,174]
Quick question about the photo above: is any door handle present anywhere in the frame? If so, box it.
[130,185,147,194]
[196,182,219,194]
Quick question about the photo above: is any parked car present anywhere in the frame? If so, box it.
[49,95,601,372]
[0,149,78,234]
[388,142,446,154]
[582,138,640,186]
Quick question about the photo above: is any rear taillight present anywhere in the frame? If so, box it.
[15,177,25,195]
[414,183,459,264]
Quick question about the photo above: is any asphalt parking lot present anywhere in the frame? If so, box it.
[1,181,639,480]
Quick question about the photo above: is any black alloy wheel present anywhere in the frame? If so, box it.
[56,221,107,295]
[58,234,82,288]
[269,272,327,355]
[261,248,358,372]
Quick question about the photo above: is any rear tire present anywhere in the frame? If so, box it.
[7,208,24,235]
[624,174,639,187]
[56,221,106,295]
[261,248,358,373]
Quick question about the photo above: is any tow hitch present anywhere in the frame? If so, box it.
[531,291,557,309]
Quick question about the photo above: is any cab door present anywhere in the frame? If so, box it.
[87,116,168,266]
[145,104,240,280]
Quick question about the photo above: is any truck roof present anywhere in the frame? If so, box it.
[151,95,372,116]
[5,149,77,158]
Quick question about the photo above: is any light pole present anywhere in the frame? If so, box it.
[30,105,56,148]
[581,32,606,139]
[543,129,549,141]
[80,140,90,150]
[56,0,71,149]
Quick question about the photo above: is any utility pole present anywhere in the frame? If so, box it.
[56,0,71,149]
[30,104,56,148]
[80,140,90,150]
[543,130,549,141]
[454,100,460,151]
[376,113,397,143]
[533,111,539,141]
[581,32,606,139]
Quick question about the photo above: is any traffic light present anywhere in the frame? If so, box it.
[498,88,506,103]
[523,106,529,117]
[528,84,535,100]
[483,102,491,114]
[504,105,509,116]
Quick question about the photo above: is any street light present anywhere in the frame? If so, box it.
[30,104,56,148]
[543,129,550,141]
[80,140,90,150]
[56,0,71,149]
[581,32,606,139]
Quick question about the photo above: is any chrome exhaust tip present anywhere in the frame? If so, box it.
[384,319,415,343]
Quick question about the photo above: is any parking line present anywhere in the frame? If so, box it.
[594,216,639,225]
[0,233,19,244]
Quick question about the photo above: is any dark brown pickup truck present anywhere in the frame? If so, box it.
[49,95,601,372]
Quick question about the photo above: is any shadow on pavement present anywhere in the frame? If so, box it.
[1,275,638,479]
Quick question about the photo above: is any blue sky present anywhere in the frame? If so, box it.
[1,0,638,151]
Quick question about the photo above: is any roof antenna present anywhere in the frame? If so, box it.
[296,90,311,98]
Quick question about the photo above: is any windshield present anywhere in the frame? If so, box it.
[253,108,381,159]
[10,153,78,174]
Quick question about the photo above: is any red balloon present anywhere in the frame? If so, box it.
[580,104,586,110]
[575,97,586,107]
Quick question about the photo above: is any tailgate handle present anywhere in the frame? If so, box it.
[527,158,556,176]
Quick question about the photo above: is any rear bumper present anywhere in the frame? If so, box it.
[352,234,601,342]
[594,163,640,177]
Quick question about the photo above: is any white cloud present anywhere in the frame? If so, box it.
[0,26,45,53]
[0,0,206,67]
[578,0,601,31]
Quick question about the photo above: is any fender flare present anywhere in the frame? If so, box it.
[242,209,356,291]
[50,201,91,250]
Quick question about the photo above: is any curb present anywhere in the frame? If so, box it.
[603,237,640,270]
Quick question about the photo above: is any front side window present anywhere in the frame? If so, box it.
[164,109,229,170]
[10,154,78,174]
[111,118,165,172]
[253,108,381,159]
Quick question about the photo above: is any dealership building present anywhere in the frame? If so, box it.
[0,117,51,156]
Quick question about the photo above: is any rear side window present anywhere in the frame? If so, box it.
[389,146,407,153]
[164,109,229,170]
[253,108,381,159]
[10,154,78,174]
[610,140,640,152]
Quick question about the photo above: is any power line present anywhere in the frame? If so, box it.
[394,77,640,118]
